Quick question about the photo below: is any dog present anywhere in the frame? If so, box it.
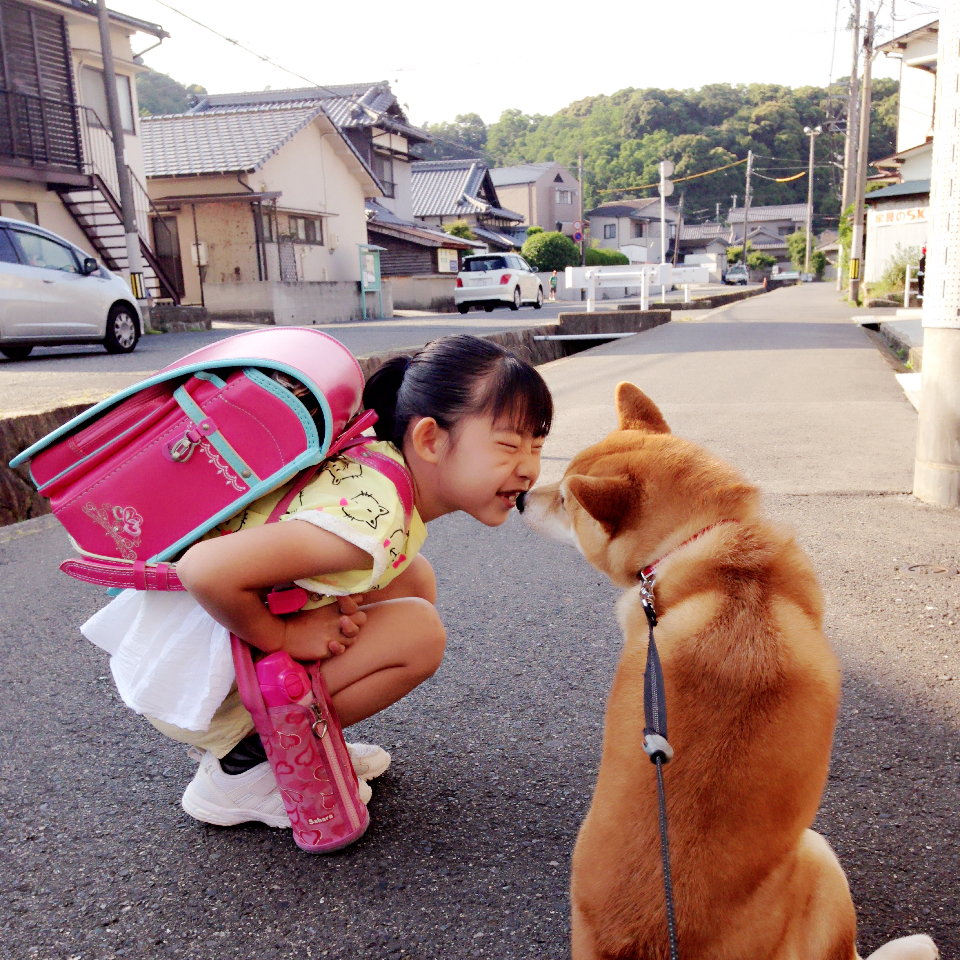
[519,382,937,960]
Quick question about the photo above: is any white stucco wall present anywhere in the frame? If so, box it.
[896,38,938,151]
[0,179,98,256]
[865,197,930,282]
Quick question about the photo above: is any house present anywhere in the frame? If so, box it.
[584,198,678,263]
[0,0,176,301]
[726,203,807,262]
[489,161,581,234]
[142,101,388,322]
[411,159,523,251]
[677,222,732,281]
[864,20,938,283]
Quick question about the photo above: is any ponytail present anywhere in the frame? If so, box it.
[361,335,552,447]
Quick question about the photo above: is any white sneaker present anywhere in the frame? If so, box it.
[357,778,373,805]
[347,742,391,780]
[181,751,291,828]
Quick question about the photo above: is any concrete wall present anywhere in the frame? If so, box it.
[203,280,394,323]
[535,271,580,302]
[493,164,580,229]
[897,37,938,151]
[387,275,457,312]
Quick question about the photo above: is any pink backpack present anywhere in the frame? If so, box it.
[10,328,370,565]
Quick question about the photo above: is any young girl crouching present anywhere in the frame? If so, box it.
[82,335,553,827]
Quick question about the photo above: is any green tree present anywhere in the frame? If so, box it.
[416,114,488,160]
[810,249,828,279]
[786,231,809,271]
[444,220,475,240]
[521,231,580,271]
[526,225,543,236]
[727,242,775,270]
[135,66,206,116]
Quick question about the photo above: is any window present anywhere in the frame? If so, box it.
[372,152,395,199]
[11,229,80,272]
[0,229,20,264]
[80,66,135,133]
[0,201,38,224]
[603,223,617,239]
[632,221,644,238]
[287,215,323,245]
[463,256,507,272]
[556,189,574,205]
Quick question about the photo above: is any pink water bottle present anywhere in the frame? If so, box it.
[256,651,313,708]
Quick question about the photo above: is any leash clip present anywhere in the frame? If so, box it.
[638,569,658,627]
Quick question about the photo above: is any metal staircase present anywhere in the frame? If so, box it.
[56,173,180,303]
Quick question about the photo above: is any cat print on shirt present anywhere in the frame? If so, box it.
[340,491,389,529]
[325,457,363,487]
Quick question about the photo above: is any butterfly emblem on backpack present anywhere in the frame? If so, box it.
[339,491,389,529]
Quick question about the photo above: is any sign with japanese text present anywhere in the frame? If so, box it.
[437,248,459,273]
[871,206,928,228]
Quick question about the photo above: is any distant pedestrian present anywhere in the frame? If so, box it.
[549,270,558,301]
[917,246,926,303]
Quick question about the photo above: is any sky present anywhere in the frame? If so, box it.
[115,0,940,126]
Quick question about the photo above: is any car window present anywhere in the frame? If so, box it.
[12,230,80,273]
[464,257,506,272]
[508,256,525,271]
[0,229,19,264]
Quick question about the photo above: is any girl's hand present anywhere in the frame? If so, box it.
[280,595,367,661]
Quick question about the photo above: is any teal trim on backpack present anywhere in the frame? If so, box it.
[9,358,334,468]
[148,448,322,562]
[192,370,227,388]
[242,368,322,452]
[173,385,261,488]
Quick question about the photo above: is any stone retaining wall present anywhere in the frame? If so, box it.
[0,309,671,526]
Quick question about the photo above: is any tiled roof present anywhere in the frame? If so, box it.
[410,160,522,221]
[585,198,673,220]
[188,82,429,144]
[727,203,807,223]
[142,105,324,177]
[489,162,558,186]
[365,200,481,249]
[471,224,519,250]
[679,222,731,240]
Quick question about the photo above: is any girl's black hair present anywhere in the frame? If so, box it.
[362,335,553,447]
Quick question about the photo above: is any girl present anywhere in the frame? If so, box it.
[82,335,552,828]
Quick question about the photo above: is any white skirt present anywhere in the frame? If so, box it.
[81,590,234,733]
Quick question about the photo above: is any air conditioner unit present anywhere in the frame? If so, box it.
[328,233,339,251]
[190,242,208,266]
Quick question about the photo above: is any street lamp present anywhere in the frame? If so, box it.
[803,125,822,278]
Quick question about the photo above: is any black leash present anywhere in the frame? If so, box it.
[639,569,680,960]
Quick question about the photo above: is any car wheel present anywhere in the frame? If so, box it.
[510,287,521,311]
[104,303,140,354]
[0,345,33,361]
[457,304,469,315]
[533,287,543,309]
[484,303,495,312]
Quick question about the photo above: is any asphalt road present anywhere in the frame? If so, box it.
[1,284,957,960]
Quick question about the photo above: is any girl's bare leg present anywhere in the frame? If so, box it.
[322,555,444,728]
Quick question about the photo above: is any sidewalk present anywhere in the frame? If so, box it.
[0,283,956,959]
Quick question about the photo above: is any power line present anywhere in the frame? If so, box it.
[596,157,748,195]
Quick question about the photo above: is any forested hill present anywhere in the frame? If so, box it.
[417,81,899,226]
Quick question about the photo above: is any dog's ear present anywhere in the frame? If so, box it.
[616,382,670,434]
[566,475,638,535]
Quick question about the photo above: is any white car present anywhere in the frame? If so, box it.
[455,253,544,314]
[0,216,142,361]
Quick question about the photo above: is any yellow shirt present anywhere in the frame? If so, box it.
[209,441,426,608]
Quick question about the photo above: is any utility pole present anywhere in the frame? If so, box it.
[96,0,150,330]
[741,150,753,269]
[848,9,874,303]
[672,193,684,266]
[578,150,585,266]
[839,0,861,290]
[803,125,822,275]
[914,2,960,507]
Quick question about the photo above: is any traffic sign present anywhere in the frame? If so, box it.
[573,220,582,231]
[658,159,675,178]
[573,231,583,242]
[659,179,675,198]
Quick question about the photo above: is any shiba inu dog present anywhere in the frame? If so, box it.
[519,382,937,960]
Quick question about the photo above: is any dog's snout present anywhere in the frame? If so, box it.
[516,491,526,513]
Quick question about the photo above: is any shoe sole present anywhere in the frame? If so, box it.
[181,784,290,829]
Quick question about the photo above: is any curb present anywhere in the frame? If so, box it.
[0,310,670,528]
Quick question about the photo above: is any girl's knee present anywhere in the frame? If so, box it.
[409,597,446,678]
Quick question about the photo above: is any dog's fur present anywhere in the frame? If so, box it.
[521,383,937,960]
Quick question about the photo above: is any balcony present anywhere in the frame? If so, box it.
[0,89,89,184]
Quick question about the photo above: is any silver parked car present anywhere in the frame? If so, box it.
[0,216,141,360]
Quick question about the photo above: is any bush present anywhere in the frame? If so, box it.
[786,231,808,271]
[728,242,775,271]
[521,231,580,272]
[585,247,629,266]
[444,220,475,241]
[810,249,827,279]
[879,244,921,291]
[526,225,543,236]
